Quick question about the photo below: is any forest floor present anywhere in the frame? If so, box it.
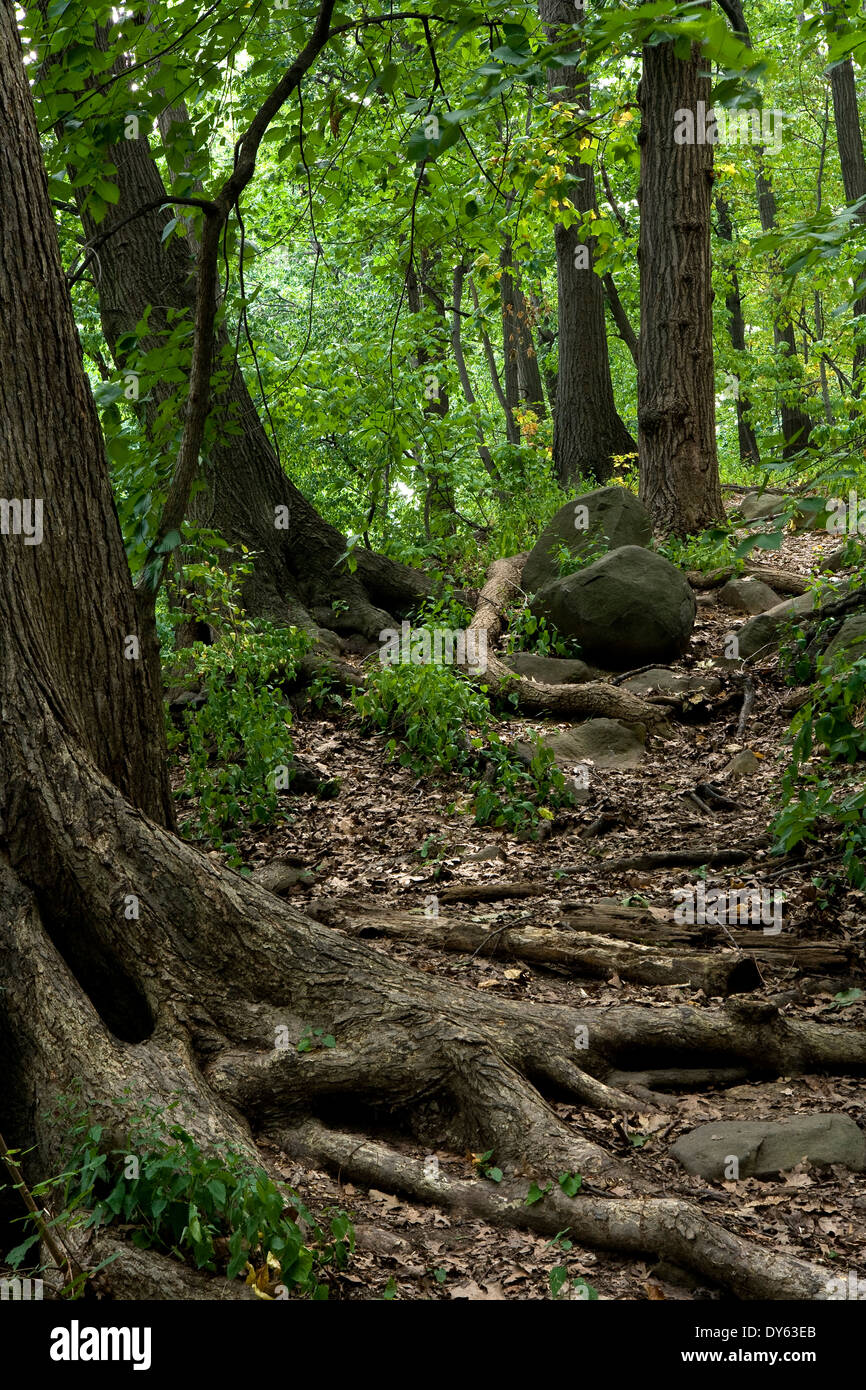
[184,509,866,1301]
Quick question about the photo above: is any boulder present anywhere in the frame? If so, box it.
[738,490,788,522]
[735,591,815,659]
[722,749,762,779]
[821,614,866,667]
[522,486,652,594]
[530,546,696,669]
[517,718,645,770]
[671,1114,866,1181]
[503,653,602,685]
[620,668,723,698]
[718,576,781,615]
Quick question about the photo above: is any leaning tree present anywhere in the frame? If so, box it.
[1,0,863,1300]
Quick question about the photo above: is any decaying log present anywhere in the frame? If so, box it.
[336,905,761,996]
[687,565,810,595]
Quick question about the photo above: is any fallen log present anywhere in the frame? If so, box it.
[687,565,810,595]
[337,906,760,995]
[558,904,857,973]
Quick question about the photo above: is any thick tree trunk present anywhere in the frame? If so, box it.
[636,33,724,535]
[539,0,637,487]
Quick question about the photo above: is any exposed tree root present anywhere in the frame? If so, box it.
[283,1122,839,1300]
[686,565,811,594]
[463,554,671,731]
[4,727,866,1301]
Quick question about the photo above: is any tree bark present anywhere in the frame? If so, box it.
[636,32,724,535]
[828,45,866,390]
[539,0,637,487]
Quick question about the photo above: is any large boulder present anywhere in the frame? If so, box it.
[821,614,866,667]
[530,546,696,669]
[522,487,652,595]
[734,591,815,659]
[671,1114,866,1181]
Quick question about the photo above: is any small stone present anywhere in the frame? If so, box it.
[722,749,762,779]
[718,576,781,615]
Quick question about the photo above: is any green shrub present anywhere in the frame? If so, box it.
[773,652,866,885]
[5,1100,352,1299]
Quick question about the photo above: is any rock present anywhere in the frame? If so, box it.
[718,576,781,615]
[518,718,646,770]
[823,541,866,572]
[620,668,723,698]
[738,491,788,522]
[522,486,652,594]
[460,845,505,864]
[735,591,815,659]
[821,614,866,667]
[671,1114,866,1180]
[721,749,762,779]
[252,861,316,895]
[530,546,696,669]
[503,653,603,685]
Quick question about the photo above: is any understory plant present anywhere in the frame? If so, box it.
[773,650,866,885]
[163,551,311,856]
[5,1099,352,1300]
[354,661,572,834]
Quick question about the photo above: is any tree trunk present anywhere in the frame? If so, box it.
[715,195,761,465]
[66,100,426,640]
[636,33,724,535]
[499,233,523,445]
[828,46,866,391]
[539,0,637,488]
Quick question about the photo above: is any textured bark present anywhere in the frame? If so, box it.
[636,34,724,534]
[539,0,637,487]
[498,234,523,445]
[334,903,761,995]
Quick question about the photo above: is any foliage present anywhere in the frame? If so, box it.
[658,525,742,574]
[5,1099,353,1299]
[353,661,571,834]
[773,651,866,886]
[163,555,311,857]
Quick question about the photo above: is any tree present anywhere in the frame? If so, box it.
[539,0,637,488]
[636,30,724,534]
[827,38,866,391]
[5,0,866,1302]
[57,40,429,642]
